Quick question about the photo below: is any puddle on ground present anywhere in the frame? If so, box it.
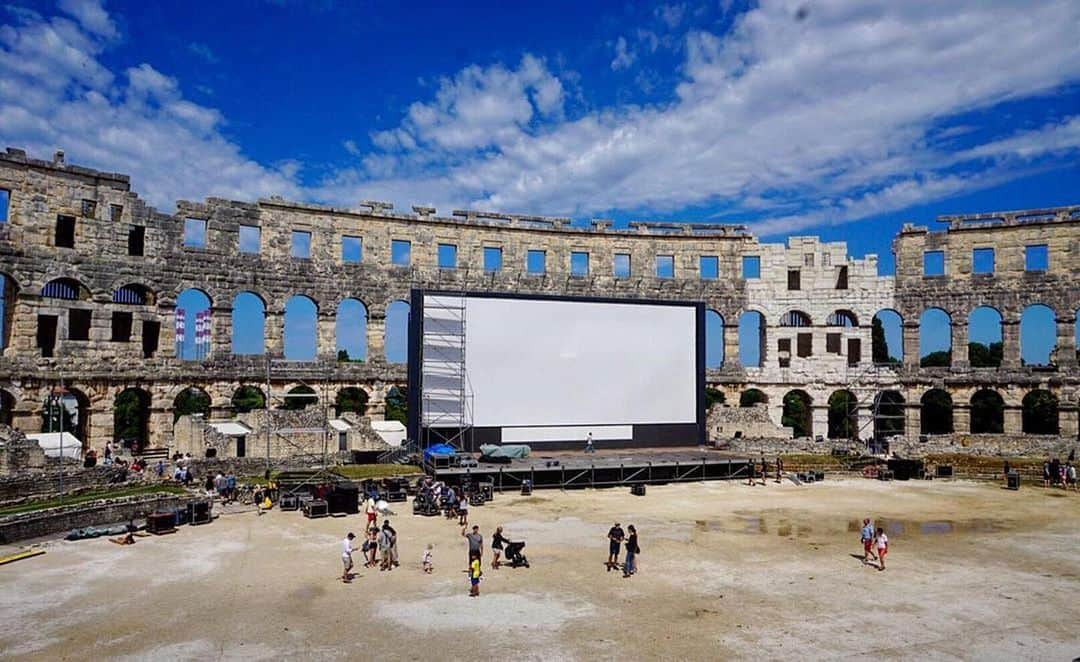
[697,517,1009,539]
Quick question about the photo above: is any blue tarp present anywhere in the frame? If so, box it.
[423,443,458,462]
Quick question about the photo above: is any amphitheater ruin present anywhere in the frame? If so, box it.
[0,146,1076,461]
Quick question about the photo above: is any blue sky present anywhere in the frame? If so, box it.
[3,0,1079,364]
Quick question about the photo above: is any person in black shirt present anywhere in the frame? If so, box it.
[606,523,625,572]
[491,526,508,569]
[623,525,639,578]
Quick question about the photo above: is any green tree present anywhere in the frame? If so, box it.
[739,389,767,407]
[827,391,856,439]
[920,390,953,435]
[114,390,148,441]
[282,385,317,411]
[705,387,725,410]
[335,387,369,416]
[385,386,407,425]
[782,391,812,437]
[337,349,350,362]
[173,388,210,422]
[231,386,265,413]
[871,317,889,364]
[971,391,1004,433]
[968,341,1002,368]
[1022,390,1059,435]
[920,350,951,367]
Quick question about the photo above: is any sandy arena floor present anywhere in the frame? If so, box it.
[1,477,1078,661]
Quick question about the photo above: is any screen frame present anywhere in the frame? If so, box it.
[407,288,706,449]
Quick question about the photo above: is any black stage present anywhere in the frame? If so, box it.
[430,448,752,491]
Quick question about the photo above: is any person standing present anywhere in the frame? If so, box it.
[775,457,784,484]
[364,495,377,528]
[458,493,469,526]
[423,544,434,574]
[874,527,888,571]
[462,525,483,568]
[585,432,595,454]
[623,525,639,577]
[382,519,399,568]
[469,552,482,597]
[378,524,394,571]
[860,518,877,564]
[1067,463,1077,491]
[341,532,356,583]
[491,526,507,569]
[606,522,625,572]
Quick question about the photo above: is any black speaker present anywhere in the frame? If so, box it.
[386,489,407,503]
[479,482,494,502]
[147,511,177,535]
[1007,472,1020,490]
[520,481,532,496]
[303,499,328,518]
[814,471,825,481]
[631,484,646,496]
[280,494,299,511]
[327,487,359,514]
[803,473,815,483]
[188,499,211,525]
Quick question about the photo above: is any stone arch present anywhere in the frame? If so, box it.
[384,300,410,365]
[967,306,1003,367]
[1019,304,1055,367]
[705,309,724,368]
[114,387,151,449]
[335,387,369,416]
[232,291,266,355]
[43,386,90,447]
[112,283,154,306]
[0,272,18,351]
[173,386,211,423]
[284,295,318,360]
[919,308,952,367]
[385,384,407,424]
[827,390,858,439]
[779,310,812,327]
[782,389,812,438]
[176,288,212,361]
[872,309,903,364]
[336,298,368,363]
[231,385,266,413]
[874,390,905,439]
[920,389,953,435]
[41,277,91,301]
[826,310,859,327]
[1022,389,1059,435]
[970,389,1004,434]
[738,311,766,367]
[739,388,768,407]
[283,385,318,411]
[0,388,14,426]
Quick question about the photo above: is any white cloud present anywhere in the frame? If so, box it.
[655,3,686,30]
[611,36,636,71]
[187,42,218,64]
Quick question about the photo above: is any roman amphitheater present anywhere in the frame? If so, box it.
[0,146,1076,458]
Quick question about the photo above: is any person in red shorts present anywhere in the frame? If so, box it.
[860,518,876,565]
[874,527,888,571]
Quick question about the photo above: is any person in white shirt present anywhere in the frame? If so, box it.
[422,544,433,574]
[341,532,357,583]
[874,528,888,572]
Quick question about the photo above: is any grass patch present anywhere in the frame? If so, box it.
[0,484,188,517]
[331,464,423,480]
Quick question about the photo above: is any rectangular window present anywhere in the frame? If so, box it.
[826,333,841,354]
[438,243,458,269]
[291,230,311,258]
[184,218,207,248]
[972,247,994,274]
[613,253,631,278]
[699,256,718,280]
[239,225,261,254]
[55,215,76,248]
[81,199,97,218]
[483,246,502,273]
[111,311,133,342]
[836,265,849,290]
[142,320,160,358]
[526,249,546,275]
[37,314,58,357]
[796,333,812,358]
[1025,244,1048,272]
[0,188,9,223]
[787,269,801,290]
[804,253,815,267]
[571,251,589,277]
[777,338,791,368]
[109,204,123,222]
[742,255,760,279]
[847,338,862,365]
[342,236,362,263]
[822,253,831,266]
[391,239,411,266]
[69,309,91,341]
[923,250,945,276]
[656,255,675,279]
[128,226,145,256]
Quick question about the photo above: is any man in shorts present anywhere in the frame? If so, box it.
[341,532,356,583]
[607,522,625,572]
[860,518,877,564]
[463,525,483,569]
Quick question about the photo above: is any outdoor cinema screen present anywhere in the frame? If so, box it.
[409,291,704,448]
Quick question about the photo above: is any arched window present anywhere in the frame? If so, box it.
[871,310,903,365]
[779,310,811,327]
[782,390,812,437]
[113,284,152,305]
[967,306,1002,367]
[173,386,211,423]
[705,310,724,368]
[1022,390,1058,435]
[739,389,767,407]
[336,299,368,362]
[176,289,212,360]
[114,388,151,446]
[231,386,266,413]
[335,387,369,416]
[284,295,318,360]
[232,292,266,355]
[874,391,905,438]
[738,311,766,367]
[385,301,410,364]
[826,310,858,327]
[827,390,857,439]
[42,277,89,300]
[919,308,951,367]
[919,389,953,435]
[970,389,1004,434]
[1019,304,1055,367]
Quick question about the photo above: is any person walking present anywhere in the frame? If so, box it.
[585,432,595,454]
[775,457,784,484]
[458,491,469,526]
[365,528,379,568]
[860,518,877,565]
[623,525,639,577]
[1067,463,1077,491]
[364,495,377,528]
[874,527,888,571]
[378,524,394,571]
[462,525,483,569]
[491,526,507,569]
[606,522,625,572]
[341,532,356,583]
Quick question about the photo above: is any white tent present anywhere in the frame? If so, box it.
[371,420,406,447]
[26,432,83,459]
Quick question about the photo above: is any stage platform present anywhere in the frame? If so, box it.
[430,448,753,491]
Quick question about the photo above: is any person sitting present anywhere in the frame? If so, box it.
[109,532,136,545]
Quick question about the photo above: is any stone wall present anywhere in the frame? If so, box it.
[0,147,1076,455]
[890,434,1077,459]
[708,403,791,440]
[0,465,133,505]
[0,425,45,474]
[0,493,187,544]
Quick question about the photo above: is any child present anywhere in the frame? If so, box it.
[469,552,482,597]
[458,493,469,526]
[423,544,434,574]
[874,527,888,571]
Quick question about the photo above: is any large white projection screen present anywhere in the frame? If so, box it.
[419,294,699,443]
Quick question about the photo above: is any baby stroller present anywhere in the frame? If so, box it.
[504,540,529,568]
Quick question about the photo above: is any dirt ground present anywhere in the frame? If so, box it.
[1,477,1078,661]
